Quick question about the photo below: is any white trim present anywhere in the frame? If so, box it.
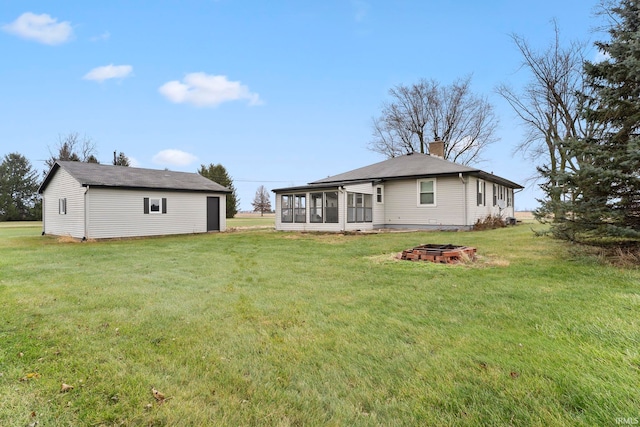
[58,198,67,215]
[416,178,437,207]
[376,185,384,204]
[149,197,162,214]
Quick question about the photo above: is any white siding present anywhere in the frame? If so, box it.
[274,177,518,232]
[381,177,466,227]
[468,178,516,223]
[42,168,86,239]
[86,189,226,239]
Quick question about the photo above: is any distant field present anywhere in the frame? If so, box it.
[1,222,638,426]
[228,213,275,229]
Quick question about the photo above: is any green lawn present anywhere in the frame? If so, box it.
[227,214,275,229]
[0,223,638,426]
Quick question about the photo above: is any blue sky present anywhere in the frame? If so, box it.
[1,0,605,211]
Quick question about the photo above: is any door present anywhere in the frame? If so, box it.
[207,196,220,231]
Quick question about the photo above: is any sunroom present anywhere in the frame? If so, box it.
[273,184,376,232]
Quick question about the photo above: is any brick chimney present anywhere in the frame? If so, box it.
[428,140,445,158]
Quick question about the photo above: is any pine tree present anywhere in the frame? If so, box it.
[198,163,239,218]
[113,151,131,166]
[567,0,640,240]
[0,153,41,221]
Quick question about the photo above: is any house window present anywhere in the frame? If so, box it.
[347,192,372,223]
[477,180,486,206]
[281,195,293,223]
[144,197,167,214]
[417,179,435,206]
[59,198,67,215]
[310,191,339,223]
[493,184,497,207]
[294,194,306,223]
[376,186,383,203]
[507,189,512,207]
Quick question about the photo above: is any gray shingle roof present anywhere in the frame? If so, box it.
[39,161,231,193]
[310,153,479,184]
[273,153,522,192]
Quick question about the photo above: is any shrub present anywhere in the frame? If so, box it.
[473,214,507,231]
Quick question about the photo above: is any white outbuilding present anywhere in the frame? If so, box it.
[39,161,230,239]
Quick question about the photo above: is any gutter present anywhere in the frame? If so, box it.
[459,173,467,226]
[84,186,89,240]
[338,186,346,232]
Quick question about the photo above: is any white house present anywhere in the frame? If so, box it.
[39,161,230,239]
[272,143,523,232]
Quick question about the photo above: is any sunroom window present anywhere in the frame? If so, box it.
[347,192,372,223]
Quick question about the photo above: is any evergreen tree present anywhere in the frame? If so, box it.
[113,151,131,166]
[0,153,41,221]
[565,0,640,241]
[198,163,239,218]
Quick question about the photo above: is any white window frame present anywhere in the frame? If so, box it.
[477,179,486,206]
[149,198,162,214]
[59,198,67,215]
[376,186,384,204]
[417,179,436,207]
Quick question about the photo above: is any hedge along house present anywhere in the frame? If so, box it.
[39,161,231,239]
[272,142,523,232]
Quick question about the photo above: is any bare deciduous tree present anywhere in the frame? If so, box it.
[495,22,602,219]
[369,76,498,165]
[45,132,99,171]
[251,185,272,216]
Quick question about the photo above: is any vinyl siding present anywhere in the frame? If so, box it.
[381,177,466,227]
[86,188,226,239]
[468,178,516,223]
[42,168,86,239]
[274,176,518,232]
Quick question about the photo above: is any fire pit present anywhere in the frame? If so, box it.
[399,244,476,264]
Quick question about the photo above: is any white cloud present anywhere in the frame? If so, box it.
[158,72,262,107]
[2,12,73,45]
[90,31,110,42]
[152,149,198,167]
[83,64,133,82]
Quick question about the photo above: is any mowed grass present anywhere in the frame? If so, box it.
[227,213,275,229]
[0,222,638,426]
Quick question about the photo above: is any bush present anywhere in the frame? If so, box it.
[473,214,507,231]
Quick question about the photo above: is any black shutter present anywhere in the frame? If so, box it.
[144,197,149,214]
[162,198,167,214]
[483,182,486,206]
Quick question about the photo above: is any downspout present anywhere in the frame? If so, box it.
[338,186,346,232]
[84,186,89,240]
[41,193,45,235]
[513,187,523,212]
[459,173,467,227]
